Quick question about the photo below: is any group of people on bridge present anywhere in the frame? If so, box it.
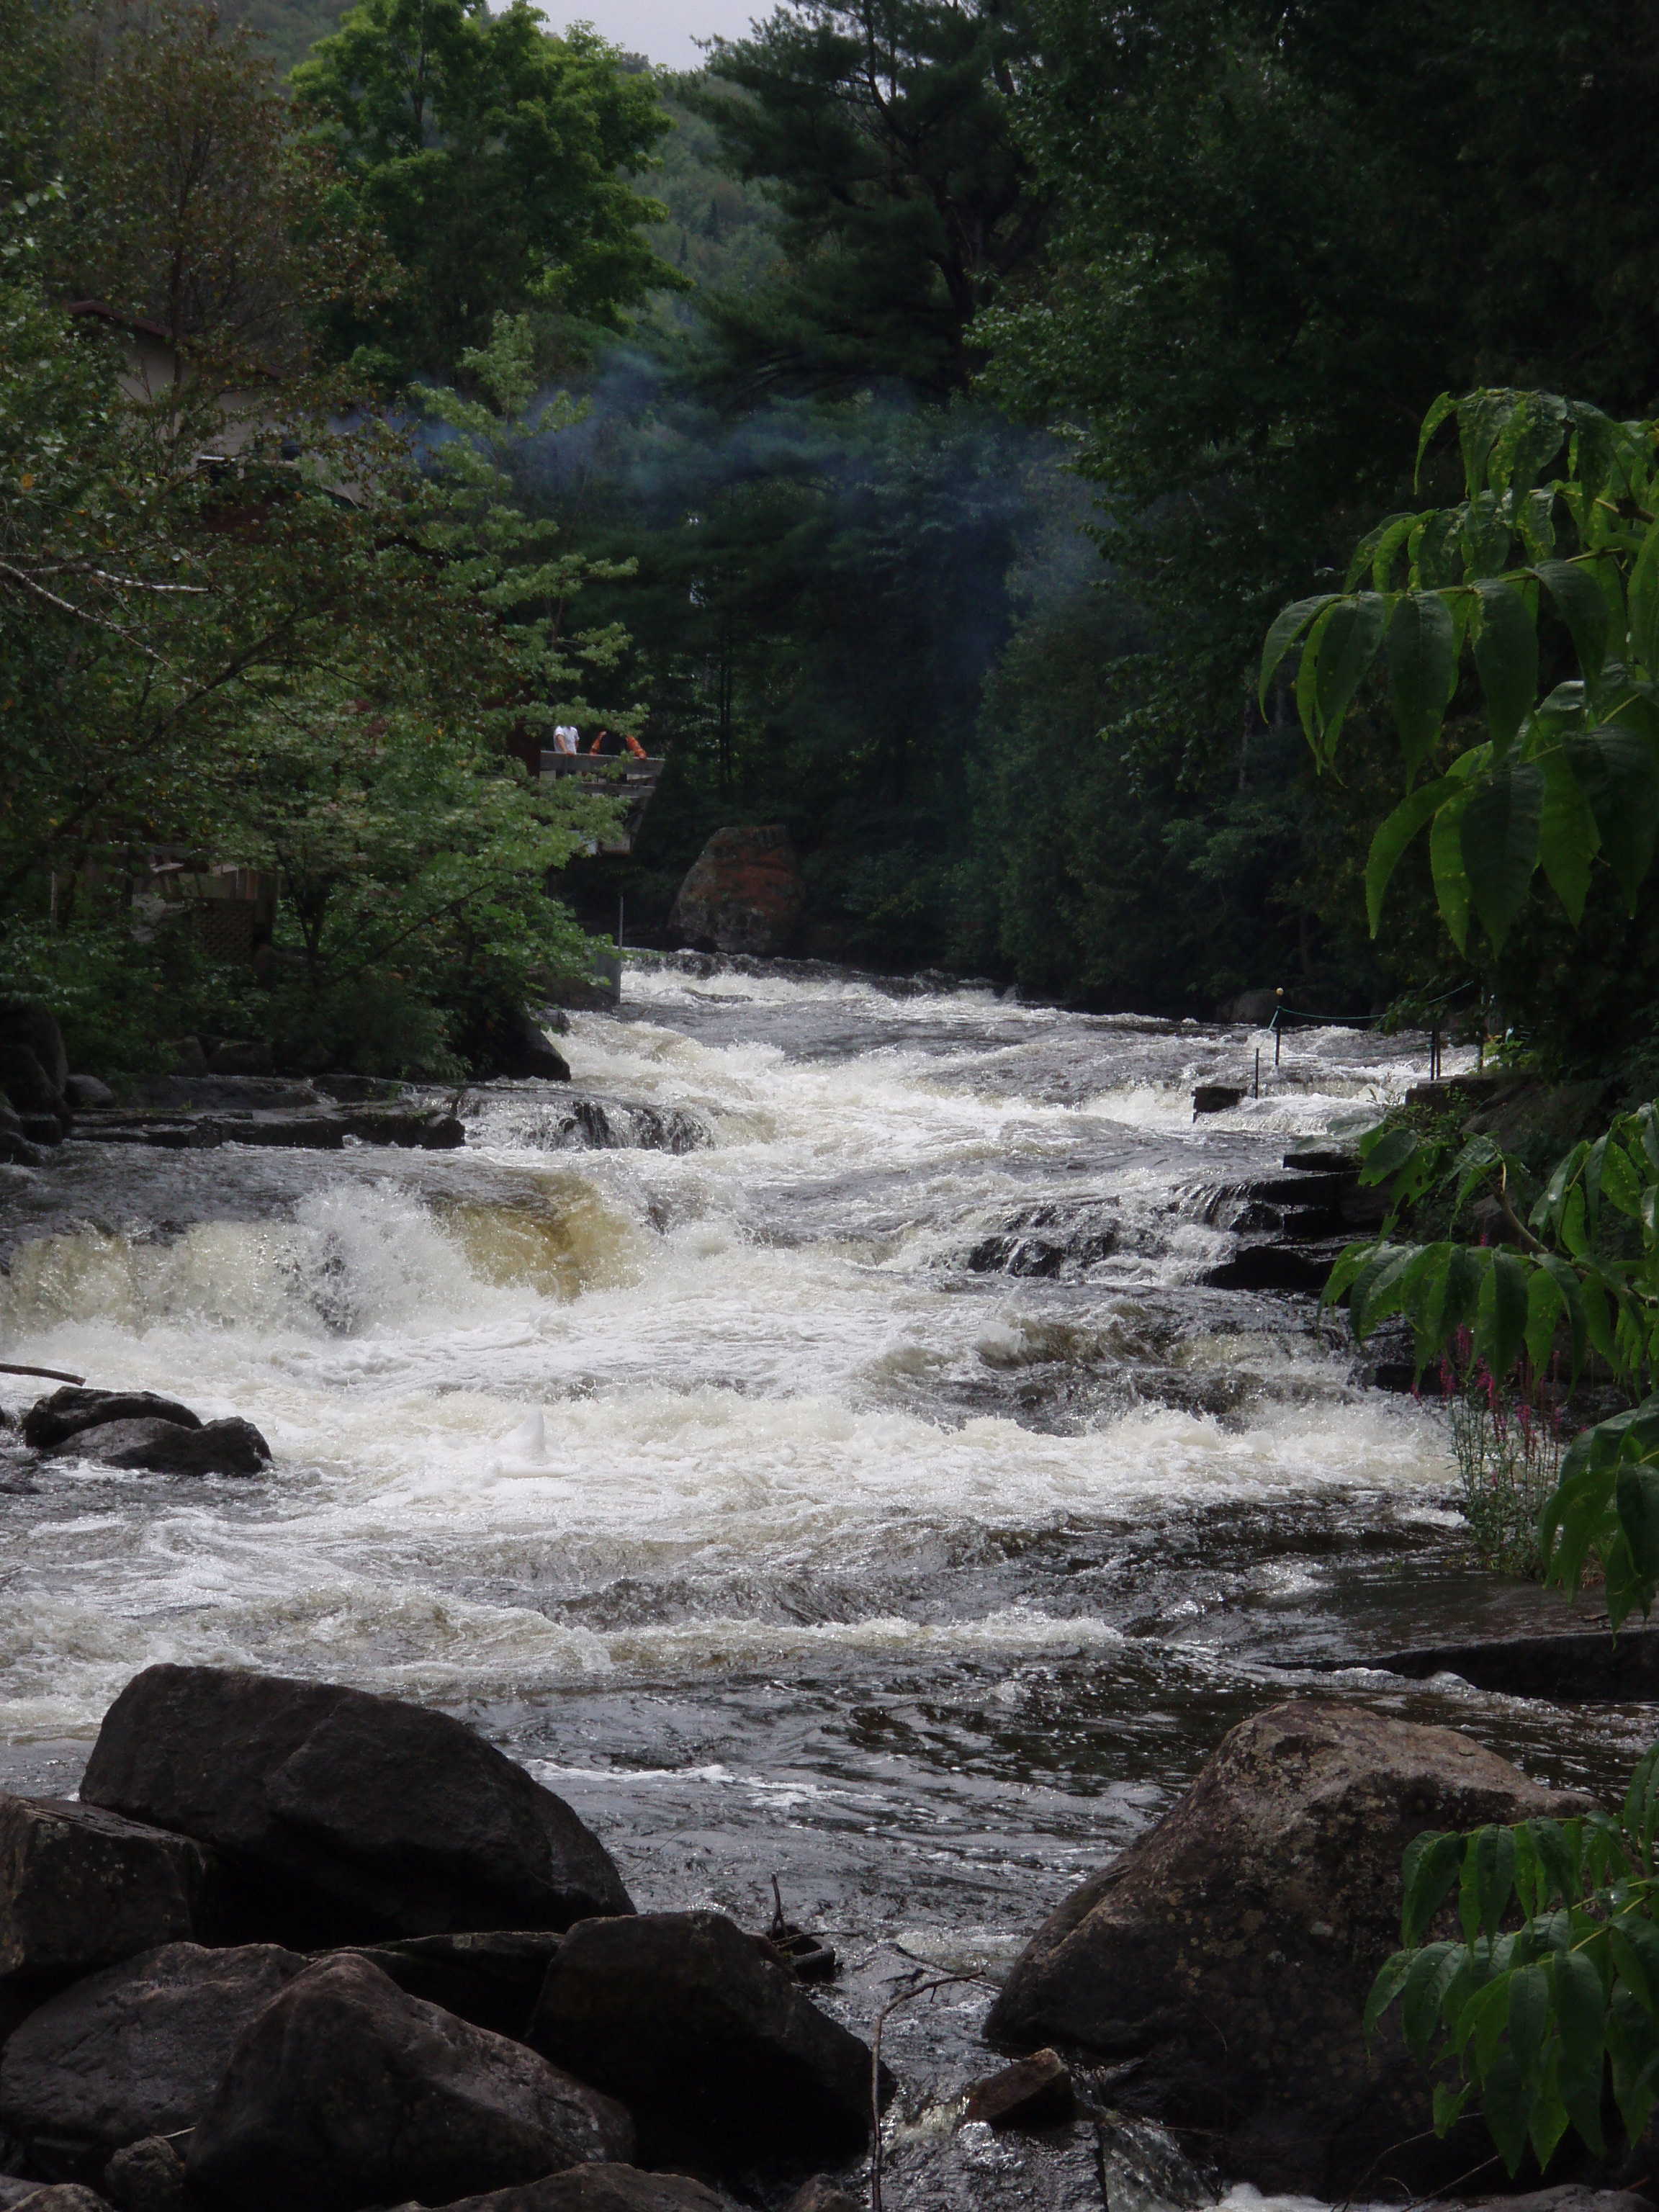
[551,724,648,759]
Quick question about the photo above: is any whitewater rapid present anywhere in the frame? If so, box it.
[0,961,1634,2123]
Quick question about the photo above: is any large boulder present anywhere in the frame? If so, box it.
[0,1798,206,1990]
[527,1910,879,2178]
[0,1942,305,2179]
[413,2169,734,2211]
[984,1699,1595,2197]
[667,828,804,956]
[0,1007,67,1097]
[186,1954,633,2212]
[22,1394,202,1454]
[331,1930,566,2039]
[79,1665,632,1946]
[46,1419,269,1478]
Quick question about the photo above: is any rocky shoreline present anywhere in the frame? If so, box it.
[0,1662,1641,2212]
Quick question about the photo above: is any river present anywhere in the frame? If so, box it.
[0,960,1646,2208]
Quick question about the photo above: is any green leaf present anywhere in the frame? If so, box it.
[1259,594,1335,713]
[1313,593,1390,749]
[1629,521,1659,675]
[1401,1940,1464,2056]
[1538,557,1612,683]
[1564,725,1659,909]
[1475,1249,1530,1379]
[1525,1267,1565,1375]
[1431,2080,1471,2136]
[1431,782,1476,950]
[1537,747,1602,923]
[1610,1917,1659,2016]
[1365,1948,1417,2036]
[1403,1830,1467,1945]
[1615,1463,1659,1594]
[1471,581,1539,753]
[1507,1961,1550,2080]
[1462,1824,1517,1943]
[1366,775,1462,934]
[1462,757,1544,947]
[1358,1125,1425,1188]
[1555,1945,1608,2152]
[1480,2051,1532,2175]
[1415,391,1457,486]
[1386,593,1460,775]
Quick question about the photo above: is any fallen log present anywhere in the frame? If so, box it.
[0,1362,86,1385]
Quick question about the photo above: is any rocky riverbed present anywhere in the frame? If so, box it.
[0,958,1648,2211]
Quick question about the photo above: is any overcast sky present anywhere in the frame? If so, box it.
[547,1,763,68]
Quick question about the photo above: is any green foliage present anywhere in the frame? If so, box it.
[691,0,1048,398]
[292,0,680,385]
[0,257,626,1074]
[1265,390,1659,956]
[1331,1100,1659,1622]
[1369,1748,1659,2174]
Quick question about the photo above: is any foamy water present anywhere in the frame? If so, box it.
[0,963,1632,2204]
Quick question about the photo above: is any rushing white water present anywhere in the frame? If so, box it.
[0,972,1462,1735]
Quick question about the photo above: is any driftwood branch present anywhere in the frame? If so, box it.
[0,1362,85,1384]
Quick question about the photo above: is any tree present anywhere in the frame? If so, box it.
[0,266,627,1072]
[54,0,390,375]
[691,0,1048,399]
[292,0,679,385]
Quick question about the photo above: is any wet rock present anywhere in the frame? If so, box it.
[411,2169,735,2212]
[1358,1630,1659,1702]
[0,1005,67,1097]
[343,1103,466,1148]
[963,2049,1075,2131]
[0,1941,305,2178]
[669,827,805,956]
[9,2189,114,2211]
[781,2180,862,2212]
[48,1418,270,1478]
[22,1393,203,1453]
[528,1909,881,2177]
[186,1954,633,2212]
[61,1077,115,1112]
[328,1930,566,2038]
[0,1107,45,1168]
[0,1797,207,1985]
[1200,1236,1349,1292]
[80,1665,633,1946]
[101,2136,185,2212]
[0,2187,54,2211]
[1454,2192,1655,2212]
[984,1698,1593,2197]
[1191,1084,1245,1115]
[0,1045,62,1116]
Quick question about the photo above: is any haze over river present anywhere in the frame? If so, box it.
[0,961,1644,2202]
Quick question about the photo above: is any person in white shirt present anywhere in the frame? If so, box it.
[552,724,580,755]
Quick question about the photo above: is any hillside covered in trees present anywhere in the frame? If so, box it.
[6,0,1659,1082]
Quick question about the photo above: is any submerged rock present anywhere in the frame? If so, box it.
[187,1953,633,2212]
[963,2049,1075,2131]
[528,1909,881,2177]
[80,1665,633,1946]
[0,1798,206,1988]
[49,1418,270,1478]
[21,1394,201,1455]
[984,1698,1593,2197]
[101,2136,186,2212]
[0,1941,305,2178]
[408,2169,736,2212]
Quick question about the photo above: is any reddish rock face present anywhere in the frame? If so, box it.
[668,827,804,955]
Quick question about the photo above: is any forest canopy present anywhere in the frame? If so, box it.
[5,0,1659,1079]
